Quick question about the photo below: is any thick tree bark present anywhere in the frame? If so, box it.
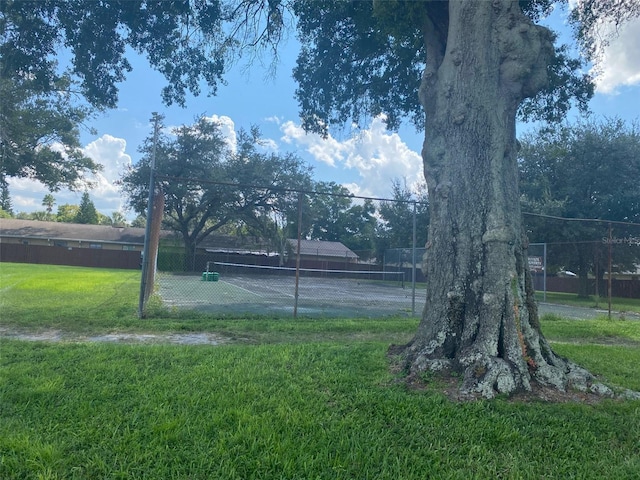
[401,0,603,398]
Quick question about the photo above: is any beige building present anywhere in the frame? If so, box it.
[0,218,151,269]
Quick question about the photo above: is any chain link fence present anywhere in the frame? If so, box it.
[142,178,640,317]
[152,191,428,318]
[527,222,640,300]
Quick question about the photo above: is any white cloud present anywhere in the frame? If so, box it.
[257,137,279,152]
[566,3,640,94]
[82,135,132,213]
[84,135,131,182]
[8,134,132,218]
[203,114,237,153]
[264,115,282,125]
[280,121,346,167]
[592,18,640,94]
[9,177,50,211]
[280,116,423,198]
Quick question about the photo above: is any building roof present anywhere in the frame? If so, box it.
[287,238,358,259]
[0,218,149,245]
[0,219,359,260]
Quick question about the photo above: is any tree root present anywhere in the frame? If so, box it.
[389,345,640,402]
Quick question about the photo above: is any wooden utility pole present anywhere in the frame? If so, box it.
[138,112,161,319]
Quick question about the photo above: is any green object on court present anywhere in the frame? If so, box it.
[201,272,219,281]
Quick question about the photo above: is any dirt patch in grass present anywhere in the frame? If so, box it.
[0,326,228,346]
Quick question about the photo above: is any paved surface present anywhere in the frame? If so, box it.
[159,273,639,320]
[158,273,421,317]
[538,302,640,320]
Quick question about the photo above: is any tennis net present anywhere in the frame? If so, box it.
[207,261,406,286]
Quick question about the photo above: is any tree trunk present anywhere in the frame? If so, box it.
[574,244,591,298]
[401,0,600,398]
[185,242,197,272]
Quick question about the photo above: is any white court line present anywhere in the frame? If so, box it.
[225,276,296,299]
[218,279,266,298]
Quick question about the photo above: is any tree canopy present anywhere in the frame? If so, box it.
[377,179,429,250]
[0,74,100,191]
[1,0,229,190]
[1,0,228,110]
[120,116,312,267]
[292,0,597,134]
[293,181,377,253]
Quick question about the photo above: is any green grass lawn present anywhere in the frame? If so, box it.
[1,263,640,479]
[535,291,640,314]
[0,262,142,330]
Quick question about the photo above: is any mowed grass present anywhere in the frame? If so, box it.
[1,341,640,479]
[0,262,141,329]
[1,262,640,479]
[535,291,640,314]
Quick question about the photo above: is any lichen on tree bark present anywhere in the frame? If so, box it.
[400,0,606,399]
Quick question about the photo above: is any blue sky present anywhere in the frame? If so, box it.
[9,6,640,220]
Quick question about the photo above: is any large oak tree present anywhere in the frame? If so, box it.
[120,117,312,269]
[291,0,638,398]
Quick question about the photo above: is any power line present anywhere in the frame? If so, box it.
[523,211,640,228]
[155,175,637,223]
[155,174,429,205]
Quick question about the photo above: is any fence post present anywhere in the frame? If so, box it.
[608,223,612,320]
[293,193,302,318]
[412,201,417,316]
[543,242,547,302]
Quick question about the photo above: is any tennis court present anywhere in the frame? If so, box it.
[157,270,425,317]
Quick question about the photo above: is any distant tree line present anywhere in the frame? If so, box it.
[1,115,431,262]
[1,191,132,227]
[519,117,640,296]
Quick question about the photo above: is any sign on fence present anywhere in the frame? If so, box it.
[528,256,543,272]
